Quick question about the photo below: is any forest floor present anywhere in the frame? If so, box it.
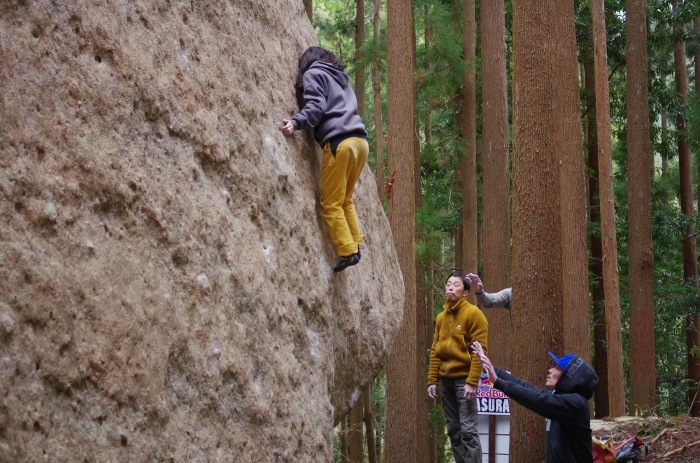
[591,416,700,462]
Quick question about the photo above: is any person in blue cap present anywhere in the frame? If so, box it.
[471,340,599,463]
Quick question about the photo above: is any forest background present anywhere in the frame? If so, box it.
[302,0,700,461]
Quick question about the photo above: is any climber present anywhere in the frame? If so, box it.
[281,46,368,273]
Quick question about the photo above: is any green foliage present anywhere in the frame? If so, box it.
[314,0,356,65]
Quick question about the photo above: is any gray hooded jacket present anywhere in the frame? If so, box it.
[291,61,366,146]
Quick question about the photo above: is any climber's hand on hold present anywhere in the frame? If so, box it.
[281,119,295,136]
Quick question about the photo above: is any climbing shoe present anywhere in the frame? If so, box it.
[333,253,360,273]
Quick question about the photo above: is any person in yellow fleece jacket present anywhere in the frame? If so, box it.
[427,271,488,463]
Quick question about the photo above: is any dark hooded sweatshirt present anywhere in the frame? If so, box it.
[291,61,366,147]
[493,356,599,463]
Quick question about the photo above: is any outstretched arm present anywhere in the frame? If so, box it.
[472,341,587,422]
[476,288,512,309]
[467,273,511,309]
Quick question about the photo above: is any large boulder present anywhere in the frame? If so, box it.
[0,1,404,462]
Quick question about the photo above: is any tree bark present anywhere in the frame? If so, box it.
[583,47,609,418]
[362,386,377,463]
[412,5,430,462]
[424,4,434,145]
[303,0,312,23]
[591,0,624,417]
[348,5,369,459]
[348,395,363,462]
[341,415,349,462]
[384,0,421,459]
[511,0,587,458]
[355,0,366,117]
[428,259,437,463]
[480,0,511,369]
[673,4,700,417]
[626,0,656,415]
[461,0,478,280]
[373,0,384,204]
[555,0,590,361]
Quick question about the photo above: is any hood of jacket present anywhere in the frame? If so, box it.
[309,61,350,89]
[555,355,599,399]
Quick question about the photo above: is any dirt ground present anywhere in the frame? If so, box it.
[592,416,700,462]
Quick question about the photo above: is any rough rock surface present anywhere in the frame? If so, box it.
[0,1,404,462]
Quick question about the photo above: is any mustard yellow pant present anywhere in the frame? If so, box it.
[321,137,368,257]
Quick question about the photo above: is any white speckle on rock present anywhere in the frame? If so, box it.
[262,244,272,262]
[306,327,321,361]
[196,273,210,289]
[264,131,289,175]
[213,347,222,358]
[221,188,231,202]
[44,202,58,222]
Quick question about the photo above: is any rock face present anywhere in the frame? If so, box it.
[0,1,404,462]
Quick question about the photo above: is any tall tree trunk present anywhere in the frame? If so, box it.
[348,6,368,457]
[661,71,670,182]
[626,0,656,415]
[591,0,624,417]
[424,4,433,145]
[695,17,700,93]
[511,0,587,458]
[411,6,430,462]
[348,395,363,462]
[662,110,669,177]
[555,0,590,360]
[461,0,478,279]
[673,5,700,417]
[373,0,384,204]
[454,224,464,271]
[689,16,700,416]
[428,259,437,463]
[355,0,366,117]
[583,47,609,418]
[303,0,312,23]
[374,379,382,463]
[421,12,434,419]
[480,0,511,369]
[512,6,562,459]
[695,16,700,214]
[362,386,377,463]
[384,0,421,459]
[341,415,349,462]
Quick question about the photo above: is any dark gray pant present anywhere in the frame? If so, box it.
[439,377,482,463]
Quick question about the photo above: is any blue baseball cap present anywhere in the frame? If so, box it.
[548,352,575,371]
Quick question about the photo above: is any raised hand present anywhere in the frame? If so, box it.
[472,340,498,384]
[466,273,484,294]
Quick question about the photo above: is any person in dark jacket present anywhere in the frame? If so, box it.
[471,340,599,463]
[281,46,368,273]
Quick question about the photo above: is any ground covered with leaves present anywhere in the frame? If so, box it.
[593,416,700,462]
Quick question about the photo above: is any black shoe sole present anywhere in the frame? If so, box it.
[333,253,360,272]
